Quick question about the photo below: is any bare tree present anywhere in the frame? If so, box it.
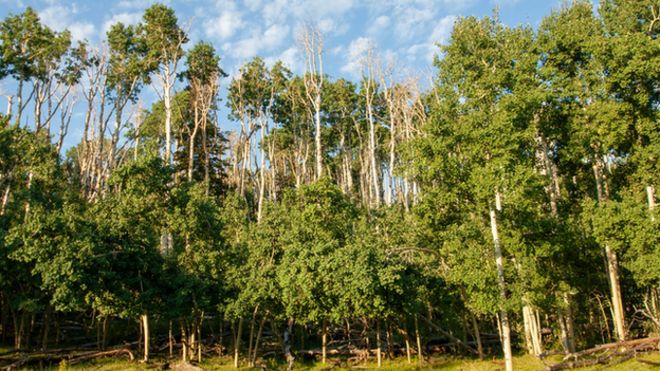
[298,24,324,180]
[360,43,380,208]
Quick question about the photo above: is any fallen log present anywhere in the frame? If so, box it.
[545,336,660,371]
[418,315,478,355]
[637,358,660,366]
[562,336,660,361]
[2,347,135,370]
[67,348,134,365]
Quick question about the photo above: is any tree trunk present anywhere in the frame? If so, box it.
[564,295,576,353]
[648,185,656,220]
[141,314,150,362]
[257,117,267,222]
[593,160,626,341]
[219,315,224,356]
[490,192,513,371]
[414,315,422,365]
[386,322,393,359]
[6,95,13,117]
[557,293,576,353]
[605,244,626,341]
[283,319,295,371]
[15,80,23,126]
[367,100,380,207]
[1,184,10,216]
[41,309,49,351]
[470,313,483,360]
[322,319,328,364]
[181,320,188,363]
[251,313,267,366]
[102,317,109,350]
[405,327,412,364]
[315,94,322,180]
[522,304,543,356]
[234,318,243,368]
[376,319,382,367]
[197,314,203,363]
[248,307,258,366]
[169,320,173,358]
[190,322,196,364]
[163,68,173,165]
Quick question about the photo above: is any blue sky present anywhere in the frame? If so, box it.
[0,0,576,150]
[0,0,570,80]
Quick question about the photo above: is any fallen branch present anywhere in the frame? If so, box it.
[67,348,134,365]
[545,336,660,371]
[2,347,135,370]
[418,315,478,355]
[562,336,660,361]
[637,358,660,366]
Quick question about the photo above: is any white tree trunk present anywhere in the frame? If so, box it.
[257,116,267,222]
[522,304,543,356]
[647,185,656,220]
[490,192,513,371]
[593,160,626,341]
[141,314,150,362]
[234,318,243,368]
[367,103,380,207]
[315,94,322,180]
[322,320,328,364]
[163,67,173,165]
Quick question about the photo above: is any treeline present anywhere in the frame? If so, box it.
[0,0,658,369]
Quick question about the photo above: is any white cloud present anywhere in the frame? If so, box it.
[491,0,521,6]
[265,47,300,73]
[370,0,474,12]
[116,0,147,9]
[39,5,72,32]
[233,37,262,60]
[102,12,142,35]
[402,15,456,64]
[38,4,96,43]
[1,0,25,9]
[424,15,457,61]
[341,37,375,78]
[394,7,436,41]
[330,45,345,56]
[228,22,290,61]
[287,0,355,20]
[318,18,349,36]
[244,0,263,12]
[204,8,244,40]
[367,15,390,35]
[263,24,290,49]
[262,0,289,24]
[68,22,96,42]
[262,0,355,25]
[429,15,456,45]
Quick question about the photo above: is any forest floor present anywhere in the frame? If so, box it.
[35,351,660,370]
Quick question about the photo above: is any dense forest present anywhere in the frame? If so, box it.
[0,0,658,370]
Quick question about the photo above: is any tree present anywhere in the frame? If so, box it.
[91,156,170,361]
[140,3,188,165]
[183,42,225,189]
[298,24,325,180]
[416,14,540,370]
[538,1,629,341]
[106,22,150,172]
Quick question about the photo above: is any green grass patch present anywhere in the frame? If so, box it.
[23,351,660,370]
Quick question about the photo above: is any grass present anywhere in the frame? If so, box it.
[11,351,660,370]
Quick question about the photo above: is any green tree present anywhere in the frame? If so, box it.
[140,3,188,165]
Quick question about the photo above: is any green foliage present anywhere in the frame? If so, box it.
[1,0,659,360]
[140,3,188,70]
[0,7,71,82]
